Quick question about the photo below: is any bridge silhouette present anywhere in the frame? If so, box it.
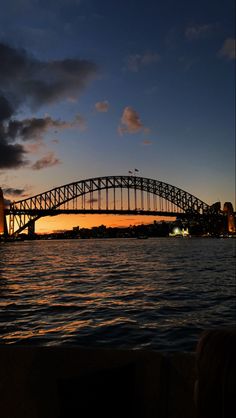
[1,175,220,237]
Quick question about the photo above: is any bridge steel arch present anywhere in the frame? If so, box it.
[7,176,212,236]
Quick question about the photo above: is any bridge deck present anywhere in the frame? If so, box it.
[5,209,182,217]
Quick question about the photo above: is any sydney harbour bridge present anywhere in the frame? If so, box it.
[0,175,233,237]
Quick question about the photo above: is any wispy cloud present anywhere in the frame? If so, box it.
[142,139,153,145]
[178,56,199,72]
[24,141,46,154]
[51,138,60,144]
[31,152,61,170]
[125,51,161,72]
[73,114,87,131]
[95,100,109,112]
[218,38,235,60]
[145,85,158,95]
[185,24,212,40]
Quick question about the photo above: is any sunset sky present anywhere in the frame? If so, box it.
[0,0,235,232]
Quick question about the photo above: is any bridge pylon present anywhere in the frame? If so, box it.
[223,202,236,234]
[0,188,8,237]
[28,220,36,237]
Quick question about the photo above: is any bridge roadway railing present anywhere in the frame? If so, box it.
[6,176,212,236]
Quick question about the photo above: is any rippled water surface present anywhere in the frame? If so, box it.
[0,238,235,351]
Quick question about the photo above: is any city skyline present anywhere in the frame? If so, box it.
[0,0,235,232]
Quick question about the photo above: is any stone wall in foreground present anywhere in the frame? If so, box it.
[0,346,197,418]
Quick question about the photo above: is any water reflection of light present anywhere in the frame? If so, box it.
[2,318,94,341]
[1,239,235,350]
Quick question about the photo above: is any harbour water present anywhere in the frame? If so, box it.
[0,238,235,351]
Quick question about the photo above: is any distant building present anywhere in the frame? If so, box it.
[169,223,190,237]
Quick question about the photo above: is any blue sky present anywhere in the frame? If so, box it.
[0,0,235,230]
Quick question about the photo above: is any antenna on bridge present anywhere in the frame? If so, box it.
[129,168,140,176]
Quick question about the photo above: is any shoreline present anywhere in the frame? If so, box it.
[1,234,235,242]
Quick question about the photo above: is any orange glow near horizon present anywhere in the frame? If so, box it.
[35,214,175,233]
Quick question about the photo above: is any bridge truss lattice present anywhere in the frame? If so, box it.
[6,176,212,236]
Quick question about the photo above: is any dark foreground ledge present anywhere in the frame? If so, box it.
[0,346,196,418]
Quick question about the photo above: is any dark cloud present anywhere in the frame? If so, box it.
[87,198,99,204]
[3,187,25,196]
[0,42,98,169]
[0,95,14,122]
[0,43,34,84]
[0,113,86,169]
[0,43,97,109]
[7,116,72,141]
[4,198,12,207]
[0,137,27,168]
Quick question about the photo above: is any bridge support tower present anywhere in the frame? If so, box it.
[0,188,8,237]
[28,220,36,238]
[223,202,236,234]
